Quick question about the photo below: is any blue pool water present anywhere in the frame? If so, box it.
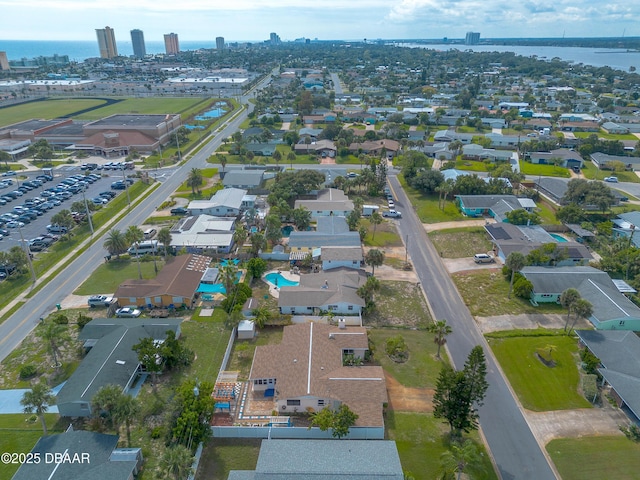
[195,108,225,120]
[220,258,240,267]
[281,225,294,237]
[184,124,205,130]
[550,233,568,242]
[264,272,299,288]
[197,283,226,294]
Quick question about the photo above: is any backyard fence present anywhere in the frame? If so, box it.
[211,425,384,440]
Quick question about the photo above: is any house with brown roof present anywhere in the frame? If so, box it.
[114,254,209,309]
[249,322,387,429]
[348,139,401,158]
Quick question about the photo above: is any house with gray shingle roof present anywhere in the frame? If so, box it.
[521,266,640,330]
[227,439,403,479]
[612,211,640,247]
[12,429,142,480]
[528,148,584,169]
[294,188,354,218]
[187,187,248,217]
[288,216,361,253]
[321,246,363,271]
[456,195,535,221]
[249,322,386,430]
[56,318,182,417]
[278,267,367,315]
[591,152,640,171]
[576,330,640,422]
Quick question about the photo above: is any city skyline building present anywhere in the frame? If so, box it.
[96,26,118,59]
[465,32,481,45]
[130,29,146,59]
[269,32,281,45]
[216,36,225,50]
[164,33,180,55]
[0,51,9,71]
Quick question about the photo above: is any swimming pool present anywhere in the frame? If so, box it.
[281,225,294,237]
[264,272,299,288]
[220,258,240,267]
[550,233,568,242]
[197,283,226,294]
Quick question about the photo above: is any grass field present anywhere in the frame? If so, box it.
[368,328,446,387]
[487,331,591,411]
[73,97,207,120]
[0,414,61,479]
[519,161,571,177]
[580,161,640,183]
[429,227,492,258]
[573,131,639,141]
[0,98,108,127]
[362,218,403,247]
[452,269,566,317]
[397,175,464,223]
[546,436,640,480]
[366,281,432,329]
[387,412,498,480]
[73,257,165,295]
[197,438,262,480]
[456,159,491,172]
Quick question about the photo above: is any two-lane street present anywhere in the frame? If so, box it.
[387,174,557,480]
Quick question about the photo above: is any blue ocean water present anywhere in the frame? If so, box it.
[0,40,215,62]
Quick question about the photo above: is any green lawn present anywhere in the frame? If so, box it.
[397,175,464,223]
[74,257,165,295]
[429,227,492,258]
[74,97,207,120]
[519,161,571,177]
[0,414,62,479]
[366,281,432,329]
[536,199,561,224]
[0,98,108,127]
[487,332,591,411]
[226,327,283,381]
[387,412,498,480]
[456,159,492,172]
[573,131,639,141]
[368,328,445,387]
[452,269,566,317]
[362,218,403,247]
[197,438,262,480]
[546,436,640,480]
[580,161,640,183]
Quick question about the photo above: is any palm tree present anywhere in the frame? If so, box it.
[233,224,248,254]
[428,319,452,359]
[369,211,383,240]
[125,225,145,280]
[272,150,282,167]
[569,298,594,334]
[220,264,239,298]
[113,394,139,447]
[186,167,203,195]
[440,440,485,480]
[157,227,172,258]
[365,248,385,276]
[91,384,123,431]
[252,306,272,329]
[104,228,128,258]
[217,154,227,173]
[560,288,581,332]
[287,151,296,170]
[21,382,55,435]
[36,321,67,372]
[158,444,194,480]
[505,251,526,299]
[249,232,266,257]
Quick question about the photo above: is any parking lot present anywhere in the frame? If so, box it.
[0,167,135,255]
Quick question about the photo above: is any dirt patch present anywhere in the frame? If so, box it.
[424,219,493,232]
[384,372,433,412]
[475,313,592,333]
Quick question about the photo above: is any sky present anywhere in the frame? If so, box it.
[0,0,638,42]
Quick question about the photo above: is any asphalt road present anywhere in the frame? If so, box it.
[0,73,271,364]
[387,174,557,480]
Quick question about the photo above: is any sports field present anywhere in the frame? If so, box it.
[0,97,207,127]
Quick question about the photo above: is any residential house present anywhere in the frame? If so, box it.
[288,216,361,254]
[456,195,535,221]
[612,211,640,248]
[462,144,515,162]
[433,129,474,144]
[484,222,592,264]
[534,177,569,204]
[294,188,354,218]
[576,330,640,422]
[170,215,235,254]
[558,121,600,132]
[56,318,182,417]
[520,266,640,329]
[591,152,640,171]
[293,139,337,157]
[12,429,143,480]
[249,322,387,427]
[187,187,247,217]
[222,171,264,190]
[601,122,630,134]
[321,246,363,271]
[484,133,521,148]
[528,148,584,169]
[348,139,401,158]
[244,143,276,157]
[424,142,454,160]
[114,254,209,308]
[227,439,404,480]
[278,267,367,315]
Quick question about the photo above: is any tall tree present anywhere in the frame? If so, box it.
[433,365,476,437]
[36,321,67,372]
[264,214,282,246]
[560,288,581,332]
[569,298,594,334]
[219,264,239,298]
[428,319,453,360]
[158,444,194,480]
[21,382,55,435]
[186,167,203,195]
[249,231,266,257]
[91,384,124,432]
[287,151,296,170]
[440,440,486,480]
[113,394,139,447]
[463,346,489,407]
[292,207,312,231]
[369,211,383,240]
[365,248,385,276]
[132,337,163,393]
[125,225,145,280]
[505,252,526,299]
[157,227,172,258]
[104,228,128,258]
[233,223,248,253]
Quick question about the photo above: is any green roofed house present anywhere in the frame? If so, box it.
[56,318,182,417]
[12,428,142,480]
[227,439,404,480]
[521,266,640,330]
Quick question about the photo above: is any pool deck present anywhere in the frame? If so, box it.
[263,270,300,298]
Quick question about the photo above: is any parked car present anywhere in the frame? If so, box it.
[111,181,126,190]
[46,224,68,234]
[88,295,115,308]
[115,307,141,318]
[170,207,189,215]
[382,209,402,218]
[1,171,16,177]
[604,176,619,183]
[6,221,25,228]
[473,253,495,264]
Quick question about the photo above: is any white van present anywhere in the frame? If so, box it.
[143,228,157,239]
[473,253,495,264]
[127,240,159,256]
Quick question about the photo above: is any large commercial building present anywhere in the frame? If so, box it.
[0,51,9,71]
[270,32,281,45]
[164,33,180,55]
[216,36,225,50]
[130,29,146,59]
[96,26,118,59]
[465,32,481,45]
